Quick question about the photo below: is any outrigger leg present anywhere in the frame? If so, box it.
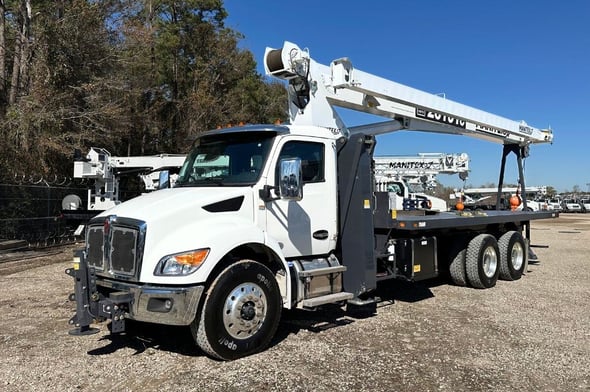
[65,249,132,336]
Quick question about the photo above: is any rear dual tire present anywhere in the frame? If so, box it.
[498,231,527,281]
[449,247,467,287]
[465,234,500,289]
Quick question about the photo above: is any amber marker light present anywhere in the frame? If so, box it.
[175,249,209,266]
[155,248,210,276]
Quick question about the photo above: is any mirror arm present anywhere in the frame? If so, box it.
[259,185,280,202]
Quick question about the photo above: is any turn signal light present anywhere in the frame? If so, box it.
[175,249,209,266]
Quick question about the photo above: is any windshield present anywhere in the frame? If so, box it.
[176,131,275,187]
[407,183,426,193]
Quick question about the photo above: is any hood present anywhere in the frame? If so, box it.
[96,187,251,224]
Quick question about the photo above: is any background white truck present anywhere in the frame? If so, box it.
[64,147,186,212]
[374,152,470,211]
[451,186,550,211]
[67,41,556,360]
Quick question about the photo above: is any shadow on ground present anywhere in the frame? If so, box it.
[85,279,439,359]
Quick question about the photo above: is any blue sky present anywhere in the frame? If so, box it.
[224,0,589,193]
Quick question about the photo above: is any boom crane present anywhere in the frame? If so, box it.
[264,41,553,210]
[373,152,470,212]
[265,41,553,145]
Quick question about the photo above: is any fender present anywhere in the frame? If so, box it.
[141,215,293,307]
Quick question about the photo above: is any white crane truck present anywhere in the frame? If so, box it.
[374,152,470,211]
[60,147,186,235]
[67,41,557,360]
[67,147,186,212]
[374,152,470,191]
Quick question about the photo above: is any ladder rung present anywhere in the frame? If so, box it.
[302,292,354,308]
[297,265,346,278]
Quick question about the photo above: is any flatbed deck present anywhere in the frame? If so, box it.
[391,210,558,230]
[373,193,558,231]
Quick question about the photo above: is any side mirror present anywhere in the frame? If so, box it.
[158,170,170,189]
[279,158,303,200]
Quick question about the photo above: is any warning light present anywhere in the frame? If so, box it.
[510,194,521,211]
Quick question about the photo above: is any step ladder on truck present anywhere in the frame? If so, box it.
[66,41,557,360]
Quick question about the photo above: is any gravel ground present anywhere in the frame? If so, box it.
[0,214,589,392]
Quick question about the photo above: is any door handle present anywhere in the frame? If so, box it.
[313,230,329,240]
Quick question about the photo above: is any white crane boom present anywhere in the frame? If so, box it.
[264,41,553,146]
[461,186,547,196]
[374,152,470,192]
[374,152,469,190]
[374,152,469,178]
[73,147,186,210]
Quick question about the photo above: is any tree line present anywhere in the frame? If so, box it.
[0,0,287,177]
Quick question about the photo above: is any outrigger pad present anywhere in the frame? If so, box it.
[528,247,540,264]
[68,325,100,336]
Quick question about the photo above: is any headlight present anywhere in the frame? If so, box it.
[154,248,209,276]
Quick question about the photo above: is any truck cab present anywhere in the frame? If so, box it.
[383,180,448,212]
[72,123,353,360]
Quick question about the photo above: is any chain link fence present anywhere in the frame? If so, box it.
[0,174,89,248]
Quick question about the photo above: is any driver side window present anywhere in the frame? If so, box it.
[277,141,325,183]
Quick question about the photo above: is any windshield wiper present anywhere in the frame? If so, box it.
[174,176,225,187]
[201,177,225,186]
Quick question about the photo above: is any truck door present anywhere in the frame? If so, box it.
[263,139,337,257]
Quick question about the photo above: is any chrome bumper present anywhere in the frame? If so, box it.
[98,279,204,326]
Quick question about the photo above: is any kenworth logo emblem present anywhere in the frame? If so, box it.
[103,215,116,236]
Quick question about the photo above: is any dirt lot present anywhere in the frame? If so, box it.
[1,214,589,392]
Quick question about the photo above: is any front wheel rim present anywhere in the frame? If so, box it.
[223,283,267,340]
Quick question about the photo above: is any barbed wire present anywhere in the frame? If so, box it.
[0,172,90,186]
[0,176,88,249]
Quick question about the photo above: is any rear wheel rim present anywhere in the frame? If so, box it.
[483,246,498,278]
[511,242,524,270]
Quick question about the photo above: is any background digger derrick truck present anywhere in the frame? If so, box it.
[67,41,557,360]
[61,147,186,227]
[374,152,470,191]
[374,152,471,212]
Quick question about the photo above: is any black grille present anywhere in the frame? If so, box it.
[85,218,143,280]
[110,227,137,275]
[87,226,104,270]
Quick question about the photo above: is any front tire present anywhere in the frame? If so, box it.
[191,260,282,360]
[498,231,527,281]
[465,234,500,289]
